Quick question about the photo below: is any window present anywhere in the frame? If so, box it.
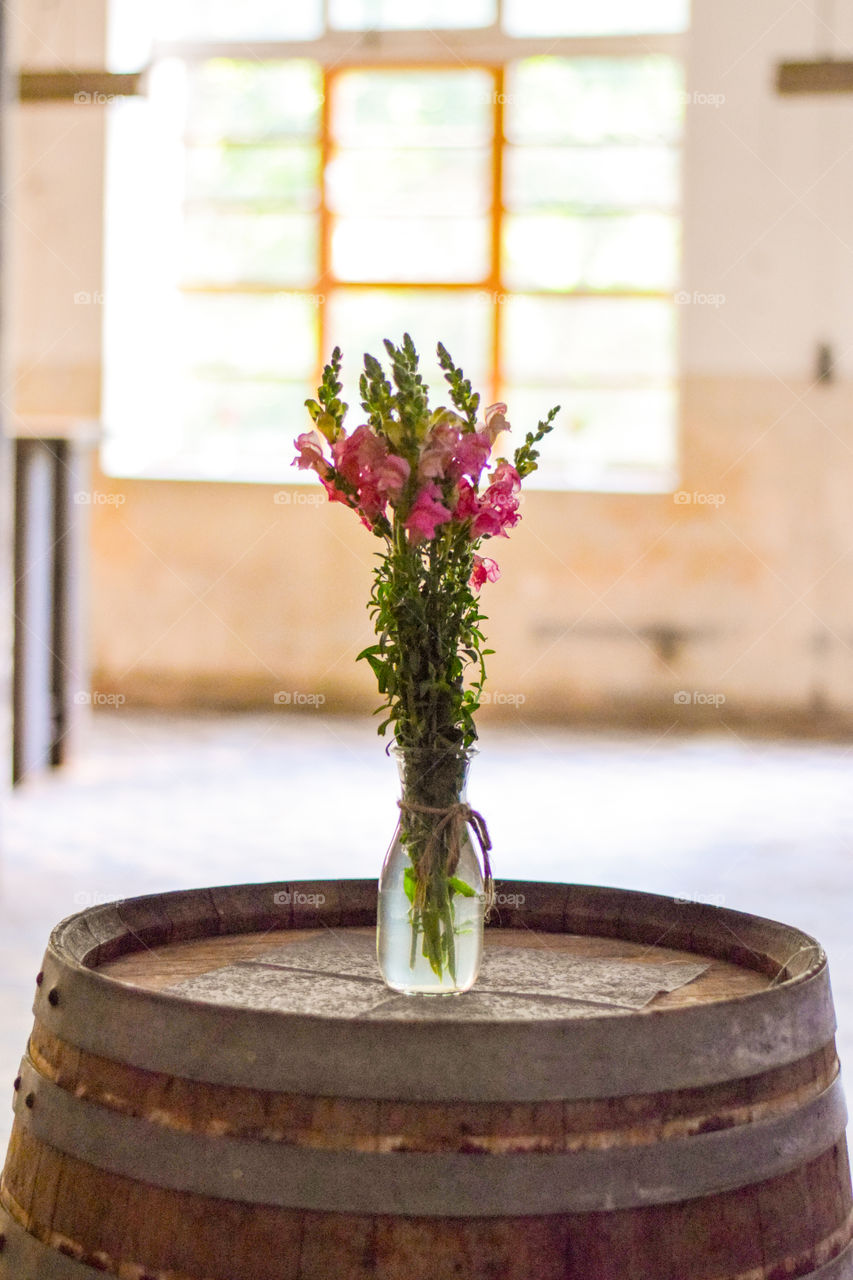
[104,1,687,488]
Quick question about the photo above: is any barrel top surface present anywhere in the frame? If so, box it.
[30,879,833,1101]
[98,926,760,1019]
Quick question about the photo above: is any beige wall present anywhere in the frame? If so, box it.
[11,1,853,728]
[7,0,106,417]
[85,370,853,727]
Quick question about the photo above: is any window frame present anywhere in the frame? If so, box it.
[106,20,686,488]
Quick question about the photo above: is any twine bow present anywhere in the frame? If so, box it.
[398,798,494,916]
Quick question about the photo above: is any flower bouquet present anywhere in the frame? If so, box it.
[294,335,558,993]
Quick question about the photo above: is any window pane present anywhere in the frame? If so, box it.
[329,71,494,283]
[326,289,491,413]
[504,213,679,290]
[186,61,323,143]
[503,0,689,37]
[160,0,323,41]
[503,296,675,383]
[501,387,676,485]
[181,381,314,479]
[108,0,154,72]
[332,70,493,147]
[505,145,679,212]
[506,58,683,145]
[331,0,496,27]
[182,212,318,285]
[179,295,319,378]
[185,144,320,206]
[327,147,490,215]
[332,217,489,282]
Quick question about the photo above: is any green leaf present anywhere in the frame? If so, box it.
[448,876,476,898]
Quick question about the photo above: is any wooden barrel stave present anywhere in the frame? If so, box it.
[9,1046,848,1217]
[2,1144,852,1280]
[0,880,851,1279]
[24,1022,841,1153]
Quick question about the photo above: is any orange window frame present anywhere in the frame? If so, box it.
[318,62,505,406]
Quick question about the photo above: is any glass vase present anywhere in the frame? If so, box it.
[377,745,488,995]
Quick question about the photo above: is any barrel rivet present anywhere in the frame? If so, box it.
[35,971,44,986]
[48,987,60,1006]
[13,1075,21,1091]
[24,1092,35,1109]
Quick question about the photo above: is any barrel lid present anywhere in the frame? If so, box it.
[32,880,835,1102]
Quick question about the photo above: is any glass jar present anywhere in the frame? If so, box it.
[377,745,487,995]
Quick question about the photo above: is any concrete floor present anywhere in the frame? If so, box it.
[1,710,852,1156]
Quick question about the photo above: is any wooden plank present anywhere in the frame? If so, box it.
[0,1123,37,1225]
[100,926,326,987]
[296,1211,376,1280]
[17,71,143,102]
[777,60,853,95]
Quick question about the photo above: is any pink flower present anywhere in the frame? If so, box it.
[404,483,453,543]
[470,555,501,591]
[320,475,354,508]
[419,422,459,481]
[293,430,330,476]
[419,422,491,485]
[483,403,510,445]
[330,425,410,526]
[374,453,410,500]
[471,508,505,539]
[332,425,384,487]
[455,431,491,482]
[472,462,522,540]
[490,461,521,492]
[453,479,480,522]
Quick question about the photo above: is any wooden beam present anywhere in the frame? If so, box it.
[776,59,853,95]
[17,70,143,103]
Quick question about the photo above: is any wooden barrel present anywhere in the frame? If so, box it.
[1,879,851,1280]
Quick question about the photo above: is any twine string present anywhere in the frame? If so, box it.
[398,798,494,915]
